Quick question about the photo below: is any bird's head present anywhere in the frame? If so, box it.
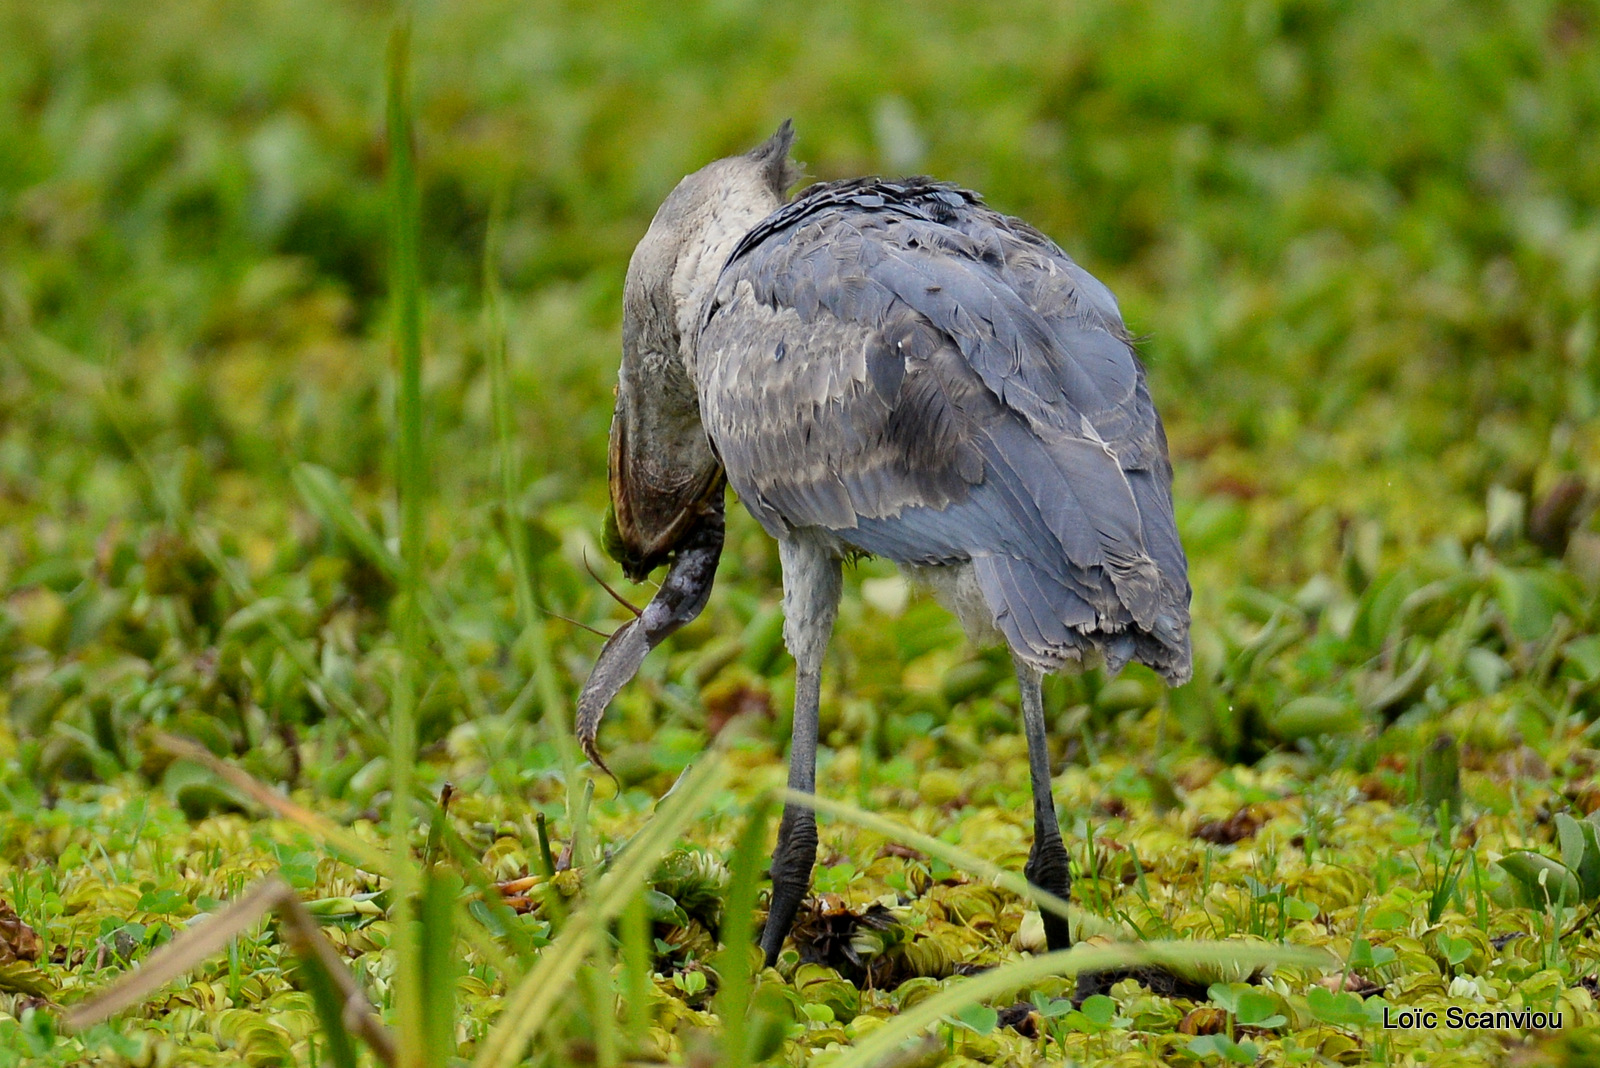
[606,120,802,579]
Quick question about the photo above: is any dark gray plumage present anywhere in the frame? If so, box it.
[586,121,1190,967]
[701,177,1190,681]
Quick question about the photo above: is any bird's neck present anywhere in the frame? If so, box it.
[669,191,779,383]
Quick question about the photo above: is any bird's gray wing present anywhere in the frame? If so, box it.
[698,179,1190,681]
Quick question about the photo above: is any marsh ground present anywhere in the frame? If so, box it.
[4,1,1600,1064]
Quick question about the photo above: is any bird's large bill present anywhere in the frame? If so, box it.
[604,376,723,582]
[576,493,724,776]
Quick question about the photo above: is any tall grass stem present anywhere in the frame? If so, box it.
[471,756,730,1068]
[483,187,581,793]
[385,14,426,1063]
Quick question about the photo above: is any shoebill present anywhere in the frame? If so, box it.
[577,120,1191,966]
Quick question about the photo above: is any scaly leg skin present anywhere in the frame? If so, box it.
[760,665,821,966]
[1016,656,1072,952]
[760,534,841,967]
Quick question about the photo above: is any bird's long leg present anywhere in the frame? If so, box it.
[760,535,841,966]
[1016,655,1072,951]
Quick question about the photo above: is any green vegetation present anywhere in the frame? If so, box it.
[3,0,1600,1064]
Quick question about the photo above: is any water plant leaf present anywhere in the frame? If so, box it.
[1305,987,1376,1028]
[824,942,1330,1068]
[292,464,398,580]
[948,1004,997,1035]
[0,961,55,997]
[1555,813,1600,900]
[1498,852,1584,910]
[1187,1034,1261,1063]
[1271,696,1361,740]
[471,755,730,1068]
[64,877,395,1065]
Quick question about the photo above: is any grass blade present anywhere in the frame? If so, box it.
[157,731,522,989]
[293,461,491,721]
[433,813,538,971]
[829,941,1332,1068]
[385,14,427,1063]
[483,192,533,640]
[64,878,287,1030]
[777,794,1336,1066]
[292,945,363,1068]
[419,869,463,1063]
[483,184,577,775]
[471,754,731,1068]
[714,795,773,1064]
[586,958,620,1068]
[66,875,399,1066]
[780,788,1073,928]
[154,733,387,871]
[620,890,652,1053]
[6,330,385,744]
[275,888,400,1066]
[293,462,399,580]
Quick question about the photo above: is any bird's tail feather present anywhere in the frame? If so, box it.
[973,553,1190,684]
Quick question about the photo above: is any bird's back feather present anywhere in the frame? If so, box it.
[698,178,1191,682]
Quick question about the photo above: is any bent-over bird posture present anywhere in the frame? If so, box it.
[578,121,1191,967]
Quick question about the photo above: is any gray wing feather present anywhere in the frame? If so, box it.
[699,179,1190,681]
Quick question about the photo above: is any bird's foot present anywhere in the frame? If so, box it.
[1025,836,1073,953]
[759,809,818,966]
